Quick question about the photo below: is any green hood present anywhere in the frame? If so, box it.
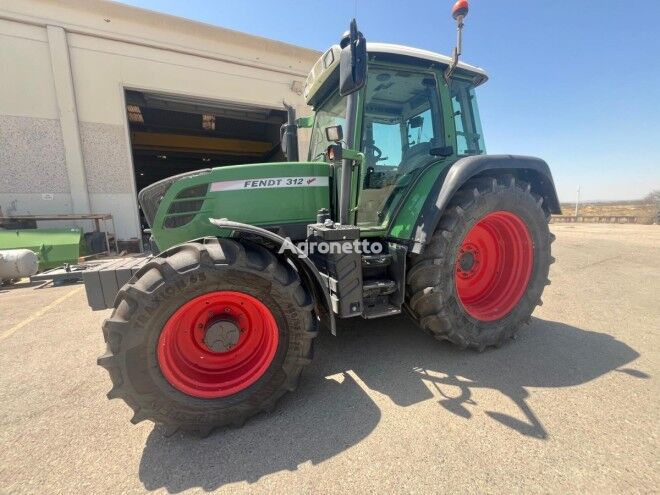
[140,162,331,251]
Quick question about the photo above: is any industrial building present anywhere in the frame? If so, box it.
[0,0,319,248]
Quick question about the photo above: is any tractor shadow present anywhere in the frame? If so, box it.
[139,316,644,492]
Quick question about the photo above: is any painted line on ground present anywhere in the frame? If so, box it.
[0,287,83,343]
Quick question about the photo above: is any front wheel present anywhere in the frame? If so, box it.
[406,175,555,350]
[97,238,317,436]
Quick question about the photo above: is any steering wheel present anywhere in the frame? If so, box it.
[366,144,382,161]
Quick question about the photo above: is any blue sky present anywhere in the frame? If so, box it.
[118,0,660,201]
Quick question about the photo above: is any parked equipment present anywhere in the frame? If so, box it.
[90,2,560,435]
[0,249,38,283]
[0,228,85,271]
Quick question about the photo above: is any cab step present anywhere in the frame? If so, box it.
[363,303,401,319]
[362,254,393,269]
[362,279,397,298]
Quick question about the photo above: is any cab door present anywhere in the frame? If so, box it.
[356,65,446,231]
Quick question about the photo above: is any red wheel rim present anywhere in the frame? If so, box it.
[455,211,533,321]
[157,291,279,398]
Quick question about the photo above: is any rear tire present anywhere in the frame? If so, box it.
[406,175,555,350]
[98,238,317,436]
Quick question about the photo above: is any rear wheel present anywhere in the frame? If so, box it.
[406,175,555,350]
[98,238,317,436]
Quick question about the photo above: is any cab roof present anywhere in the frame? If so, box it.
[368,43,488,84]
[304,42,488,105]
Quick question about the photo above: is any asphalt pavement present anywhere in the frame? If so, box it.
[0,223,658,494]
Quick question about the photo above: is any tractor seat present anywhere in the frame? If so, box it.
[399,141,434,175]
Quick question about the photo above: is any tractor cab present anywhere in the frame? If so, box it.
[303,43,488,231]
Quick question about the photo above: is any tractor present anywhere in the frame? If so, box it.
[91,1,560,435]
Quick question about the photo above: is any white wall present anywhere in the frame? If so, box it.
[0,19,74,222]
[0,0,319,241]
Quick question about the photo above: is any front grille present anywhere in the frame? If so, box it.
[138,178,177,228]
[163,214,196,229]
[176,183,209,199]
[167,199,205,214]
[137,169,211,228]
[162,182,210,229]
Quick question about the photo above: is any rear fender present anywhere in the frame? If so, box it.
[410,155,561,254]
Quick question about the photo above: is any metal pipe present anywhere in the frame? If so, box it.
[339,92,358,224]
[281,102,299,162]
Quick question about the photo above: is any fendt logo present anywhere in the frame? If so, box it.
[210,176,328,192]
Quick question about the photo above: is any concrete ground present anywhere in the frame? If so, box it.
[0,224,658,494]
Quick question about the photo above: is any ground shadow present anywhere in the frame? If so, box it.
[139,316,644,492]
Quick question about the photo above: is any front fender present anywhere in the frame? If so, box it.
[208,219,336,335]
[410,155,561,254]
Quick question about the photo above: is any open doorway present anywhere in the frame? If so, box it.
[124,89,288,246]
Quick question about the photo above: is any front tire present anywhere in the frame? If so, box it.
[98,238,317,436]
[406,175,555,350]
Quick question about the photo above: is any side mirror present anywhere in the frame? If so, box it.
[408,116,424,129]
[339,19,367,97]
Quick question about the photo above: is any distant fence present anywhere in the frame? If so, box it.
[551,215,638,224]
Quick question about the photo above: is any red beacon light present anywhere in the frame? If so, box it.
[452,0,469,20]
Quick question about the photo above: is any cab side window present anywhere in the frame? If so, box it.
[451,80,485,155]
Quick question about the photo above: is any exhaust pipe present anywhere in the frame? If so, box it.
[280,101,299,162]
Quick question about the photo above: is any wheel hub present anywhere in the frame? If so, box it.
[203,318,241,352]
[457,246,479,274]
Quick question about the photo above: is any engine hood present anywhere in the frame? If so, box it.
[140,161,331,251]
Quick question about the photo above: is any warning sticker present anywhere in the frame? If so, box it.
[210,176,329,192]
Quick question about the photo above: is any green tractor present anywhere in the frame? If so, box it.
[92,1,559,435]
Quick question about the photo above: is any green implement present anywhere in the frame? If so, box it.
[0,228,85,271]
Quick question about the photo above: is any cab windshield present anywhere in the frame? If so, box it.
[308,91,347,161]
